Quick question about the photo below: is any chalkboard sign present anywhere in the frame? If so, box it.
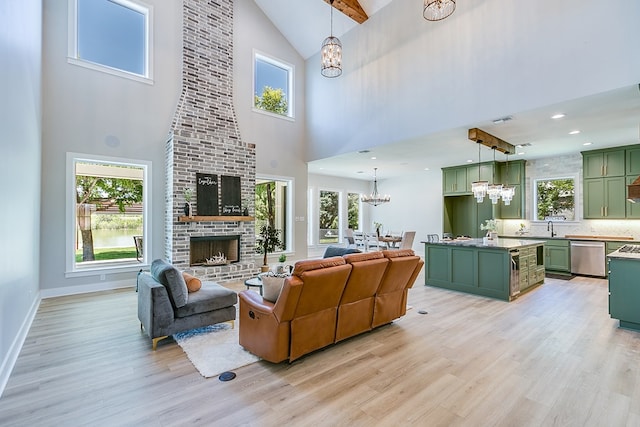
[220,175,242,216]
[196,173,218,215]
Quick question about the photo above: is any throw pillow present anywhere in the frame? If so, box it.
[150,259,189,308]
[182,272,202,293]
[323,245,362,258]
[258,271,290,303]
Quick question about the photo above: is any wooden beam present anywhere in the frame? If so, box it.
[325,0,368,24]
[468,128,516,155]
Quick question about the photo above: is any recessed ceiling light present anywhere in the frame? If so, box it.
[551,113,566,119]
[518,152,525,155]
[583,142,592,146]
[569,130,581,135]
[424,167,430,171]
[371,156,377,160]
[466,159,474,163]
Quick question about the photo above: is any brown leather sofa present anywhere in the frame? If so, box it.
[238,250,424,363]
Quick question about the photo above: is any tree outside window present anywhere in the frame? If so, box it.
[535,177,575,221]
[319,190,339,244]
[254,53,293,118]
[255,178,290,251]
[347,192,360,230]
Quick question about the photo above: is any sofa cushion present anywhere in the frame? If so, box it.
[323,246,361,258]
[174,282,237,318]
[150,259,188,308]
[182,272,202,293]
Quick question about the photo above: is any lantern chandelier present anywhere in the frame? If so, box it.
[361,168,391,206]
[423,0,456,21]
[321,0,342,78]
[471,144,517,205]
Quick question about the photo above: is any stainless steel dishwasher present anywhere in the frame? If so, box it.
[570,241,606,277]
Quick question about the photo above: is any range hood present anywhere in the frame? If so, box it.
[627,176,640,203]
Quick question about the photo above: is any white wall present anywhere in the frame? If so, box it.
[0,0,42,395]
[366,170,443,255]
[305,0,640,161]
[39,0,183,291]
[234,1,309,260]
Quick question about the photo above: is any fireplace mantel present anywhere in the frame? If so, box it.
[178,215,254,222]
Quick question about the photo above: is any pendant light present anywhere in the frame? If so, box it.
[361,168,391,206]
[487,148,503,204]
[471,143,488,202]
[501,152,516,205]
[321,0,342,78]
[423,0,456,21]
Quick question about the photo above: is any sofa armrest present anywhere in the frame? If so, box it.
[138,272,174,338]
[239,289,275,313]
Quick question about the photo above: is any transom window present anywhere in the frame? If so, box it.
[68,0,153,82]
[66,153,151,275]
[253,52,294,118]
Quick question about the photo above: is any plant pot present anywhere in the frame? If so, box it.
[260,265,270,273]
[184,202,190,217]
[243,207,249,216]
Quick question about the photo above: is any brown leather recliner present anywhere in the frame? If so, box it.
[238,257,352,363]
[336,251,389,342]
[372,249,424,328]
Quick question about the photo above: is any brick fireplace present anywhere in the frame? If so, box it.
[165,0,258,282]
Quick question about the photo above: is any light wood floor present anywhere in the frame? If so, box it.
[1,274,640,426]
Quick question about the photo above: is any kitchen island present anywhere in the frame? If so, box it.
[423,238,545,301]
[607,244,640,331]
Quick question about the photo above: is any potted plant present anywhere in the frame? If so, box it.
[480,219,499,240]
[256,225,283,272]
[373,221,383,237]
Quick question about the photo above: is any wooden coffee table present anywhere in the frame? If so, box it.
[244,277,263,295]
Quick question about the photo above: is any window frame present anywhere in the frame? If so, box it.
[255,174,295,254]
[252,50,295,120]
[67,0,154,84]
[531,174,579,223]
[65,152,152,277]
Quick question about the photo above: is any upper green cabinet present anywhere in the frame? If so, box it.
[443,167,468,195]
[627,147,640,176]
[582,145,640,219]
[497,160,526,219]
[583,149,625,178]
[443,162,495,196]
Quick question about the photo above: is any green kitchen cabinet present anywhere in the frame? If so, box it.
[466,162,495,193]
[608,257,640,331]
[583,177,626,219]
[582,148,625,179]
[544,239,570,273]
[443,167,468,195]
[606,241,628,256]
[626,146,640,176]
[497,160,525,219]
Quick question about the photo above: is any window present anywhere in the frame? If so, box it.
[347,192,361,230]
[319,190,340,244]
[66,153,151,275]
[533,177,576,221]
[255,177,293,252]
[253,52,294,118]
[68,0,153,82]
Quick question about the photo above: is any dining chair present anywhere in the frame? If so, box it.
[398,231,416,250]
[353,231,366,251]
[344,228,355,247]
[366,232,381,251]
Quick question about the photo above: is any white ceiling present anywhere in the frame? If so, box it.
[253,1,640,182]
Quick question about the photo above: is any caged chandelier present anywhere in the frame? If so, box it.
[423,0,456,21]
[361,168,391,206]
[321,0,342,78]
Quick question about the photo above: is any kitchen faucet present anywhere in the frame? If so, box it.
[547,220,556,237]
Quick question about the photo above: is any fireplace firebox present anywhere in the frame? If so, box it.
[190,235,241,266]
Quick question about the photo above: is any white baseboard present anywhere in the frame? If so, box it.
[0,294,41,399]
[40,279,136,299]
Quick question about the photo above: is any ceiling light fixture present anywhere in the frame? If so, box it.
[501,152,515,206]
[551,113,566,119]
[569,130,581,135]
[321,0,342,78]
[361,168,390,206]
[423,0,456,21]
[487,148,503,205]
[471,143,488,203]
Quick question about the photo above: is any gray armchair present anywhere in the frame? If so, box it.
[137,259,237,349]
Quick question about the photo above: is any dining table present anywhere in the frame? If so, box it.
[378,235,402,249]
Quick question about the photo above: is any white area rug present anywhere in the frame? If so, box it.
[173,323,260,378]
